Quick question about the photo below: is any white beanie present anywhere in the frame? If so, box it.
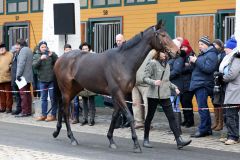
[173,39,181,49]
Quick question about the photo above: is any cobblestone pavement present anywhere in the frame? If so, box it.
[0,102,240,159]
[0,144,85,160]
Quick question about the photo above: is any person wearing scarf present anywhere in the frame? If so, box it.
[220,37,239,145]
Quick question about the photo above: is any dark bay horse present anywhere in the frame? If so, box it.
[52,21,179,153]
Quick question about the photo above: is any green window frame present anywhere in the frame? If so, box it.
[0,0,4,15]
[7,0,28,14]
[80,0,88,9]
[91,0,121,8]
[124,0,157,6]
[31,0,43,12]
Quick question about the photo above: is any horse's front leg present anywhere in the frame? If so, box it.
[63,98,78,145]
[107,106,120,149]
[122,106,142,153]
[111,91,142,153]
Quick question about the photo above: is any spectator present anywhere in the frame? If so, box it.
[115,34,125,47]
[132,49,154,129]
[33,41,58,122]
[211,39,226,131]
[189,36,218,138]
[180,39,195,128]
[168,39,185,134]
[143,51,191,149]
[79,42,96,126]
[221,37,239,145]
[15,39,33,117]
[0,43,13,113]
[11,42,22,115]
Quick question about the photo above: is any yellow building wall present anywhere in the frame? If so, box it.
[0,1,43,49]
[0,0,236,49]
[81,0,236,40]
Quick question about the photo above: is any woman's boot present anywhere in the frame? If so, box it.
[143,120,153,148]
[174,112,182,134]
[211,108,219,130]
[176,136,192,149]
[143,137,153,148]
[214,108,223,131]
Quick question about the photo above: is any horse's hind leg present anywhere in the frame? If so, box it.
[53,98,63,138]
[107,106,120,149]
[63,97,78,145]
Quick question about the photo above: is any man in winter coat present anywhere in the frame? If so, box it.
[33,41,58,121]
[189,36,218,138]
[15,39,33,117]
[0,43,13,113]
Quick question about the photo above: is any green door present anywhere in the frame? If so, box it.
[157,12,178,39]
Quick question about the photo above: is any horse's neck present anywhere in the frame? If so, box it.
[123,32,153,73]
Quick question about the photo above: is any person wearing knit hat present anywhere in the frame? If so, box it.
[179,39,195,128]
[221,37,240,145]
[38,41,47,49]
[181,39,193,56]
[33,41,58,122]
[189,35,219,138]
[172,39,181,49]
[199,36,211,46]
[224,37,237,50]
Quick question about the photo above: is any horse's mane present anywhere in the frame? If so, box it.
[118,32,143,51]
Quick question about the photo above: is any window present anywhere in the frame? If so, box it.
[0,0,3,14]
[31,0,44,12]
[125,0,156,5]
[92,0,121,8]
[7,0,28,14]
[80,0,88,9]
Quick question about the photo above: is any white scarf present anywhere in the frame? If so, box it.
[219,48,238,73]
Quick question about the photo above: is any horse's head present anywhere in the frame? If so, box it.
[150,20,179,58]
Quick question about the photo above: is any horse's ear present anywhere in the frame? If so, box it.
[156,20,164,30]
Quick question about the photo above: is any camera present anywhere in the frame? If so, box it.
[44,49,49,57]
[213,72,223,93]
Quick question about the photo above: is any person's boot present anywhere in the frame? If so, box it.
[176,136,192,149]
[81,118,88,126]
[143,138,153,148]
[89,118,95,126]
[214,108,223,131]
[174,112,182,135]
[211,108,219,130]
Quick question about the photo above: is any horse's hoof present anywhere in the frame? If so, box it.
[71,140,78,146]
[52,131,59,138]
[109,143,117,149]
[133,146,142,153]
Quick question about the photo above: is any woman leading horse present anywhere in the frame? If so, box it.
[53,21,183,152]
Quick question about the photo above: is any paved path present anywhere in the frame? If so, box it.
[0,121,240,160]
[0,106,239,155]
